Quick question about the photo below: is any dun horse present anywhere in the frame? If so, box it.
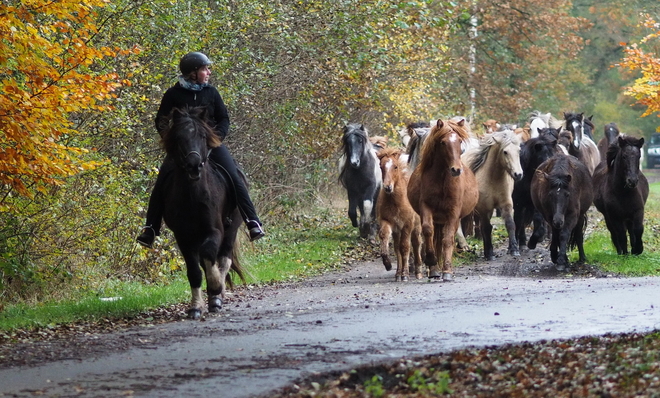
[593,135,649,255]
[338,123,382,239]
[376,148,423,281]
[531,153,593,270]
[463,130,523,260]
[160,107,245,319]
[407,119,479,281]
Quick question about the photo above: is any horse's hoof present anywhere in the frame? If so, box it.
[416,273,423,280]
[510,250,520,257]
[428,268,442,278]
[442,273,454,282]
[401,276,409,282]
[485,255,495,261]
[208,297,222,313]
[187,308,203,320]
[555,264,566,272]
[395,276,401,282]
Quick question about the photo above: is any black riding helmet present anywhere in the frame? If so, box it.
[179,52,212,76]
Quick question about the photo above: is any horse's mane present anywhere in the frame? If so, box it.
[340,123,369,154]
[161,106,220,154]
[418,119,470,169]
[540,155,574,189]
[606,134,642,169]
[465,130,521,173]
[378,146,401,159]
[584,116,595,130]
[529,110,563,129]
[563,112,583,127]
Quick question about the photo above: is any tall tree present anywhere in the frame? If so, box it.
[0,0,131,202]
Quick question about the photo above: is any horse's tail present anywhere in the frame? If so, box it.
[225,243,246,289]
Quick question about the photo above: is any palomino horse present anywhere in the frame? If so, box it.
[529,110,562,138]
[593,135,649,255]
[462,130,523,260]
[407,119,479,281]
[160,107,245,319]
[338,123,382,239]
[531,153,593,270]
[376,148,423,281]
[563,112,601,175]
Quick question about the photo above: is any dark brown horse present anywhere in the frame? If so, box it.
[161,107,245,319]
[597,122,620,161]
[513,131,561,250]
[407,119,479,281]
[376,148,423,281]
[593,135,649,255]
[531,153,593,270]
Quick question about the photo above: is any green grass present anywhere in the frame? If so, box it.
[0,278,190,331]
[0,207,365,332]
[581,181,660,276]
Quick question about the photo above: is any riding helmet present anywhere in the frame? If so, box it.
[179,52,212,76]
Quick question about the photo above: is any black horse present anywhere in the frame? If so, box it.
[531,153,593,270]
[512,131,560,249]
[593,135,649,255]
[338,123,382,239]
[161,106,245,319]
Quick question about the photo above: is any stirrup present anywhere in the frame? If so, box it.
[136,226,156,249]
[246,220,265,242]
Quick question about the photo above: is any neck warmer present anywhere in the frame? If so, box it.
[178,76,209,92]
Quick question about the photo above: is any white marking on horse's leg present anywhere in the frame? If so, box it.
[205,258,222,293]
[362,199,374,223]
[191,287,204,310]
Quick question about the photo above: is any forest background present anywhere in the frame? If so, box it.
[1,0,659,304]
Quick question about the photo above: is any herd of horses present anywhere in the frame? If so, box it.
[338,111,650,281]
[145,105,649,318]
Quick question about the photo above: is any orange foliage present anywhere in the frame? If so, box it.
[0,0,135,198]
[617,16,660,121]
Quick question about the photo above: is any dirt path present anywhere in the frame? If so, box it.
[0,244,659,397]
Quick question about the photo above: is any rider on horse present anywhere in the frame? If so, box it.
[137,52,265,247]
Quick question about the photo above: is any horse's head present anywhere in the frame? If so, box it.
[342,123,369,168]
[494,131,523,181]
[377,148,405,194]
[162,107,221,181]
[611,135,645,188]
[563,111,584,149]
[423,119,469,177]
[604,122,620,144]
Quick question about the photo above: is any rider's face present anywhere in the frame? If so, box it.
[193,65,211,84]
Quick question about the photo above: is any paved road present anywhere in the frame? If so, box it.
[0,258,658,397]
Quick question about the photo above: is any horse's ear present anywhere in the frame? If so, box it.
[535,169,547,181]
[436,119,444,128]
[588,115,594,121]
[637,137,645,148]
[456,118,465,127]
[171,107,185,120]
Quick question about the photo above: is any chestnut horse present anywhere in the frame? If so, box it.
[376,148,423,281]
[407,119,479,281]
[463,130,523,260]
[593,135,649,255]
